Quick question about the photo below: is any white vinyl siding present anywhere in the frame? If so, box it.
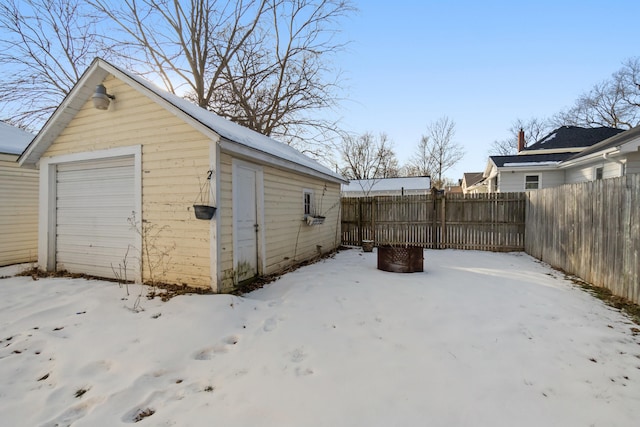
[0,155,38,266]
[497,170,565,192]
[565,160,625,184]
[55,156,136,279]
[627,151,640,175]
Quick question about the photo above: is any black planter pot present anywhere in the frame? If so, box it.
[193,205,216,220]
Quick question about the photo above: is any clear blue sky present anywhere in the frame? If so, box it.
[335,0,640,181]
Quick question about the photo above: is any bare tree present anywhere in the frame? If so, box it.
[338,132,398,180]
[421,116,464,188]
[489,117,552,155]
[90,0,354,156]
[89,0,269,107]
[552,57,640,130]
[406,135,433,176]
[616,57,640,113]
[0,0,106,129]
[210,0,355,154]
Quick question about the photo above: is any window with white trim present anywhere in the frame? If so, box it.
[303,189,314,217]
[595,166,603,180]
[524,175,539,190]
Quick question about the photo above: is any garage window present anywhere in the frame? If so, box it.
[303,189,314,217]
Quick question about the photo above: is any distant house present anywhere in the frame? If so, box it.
[0,122,38,266]
[341,176,431,197]
[444,183,463,194]
[461,172,486,194]
[483,126,626,192]
[18,58,346,292]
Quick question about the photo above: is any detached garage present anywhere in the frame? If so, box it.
[0,122,38,266]
[19,58,345,292]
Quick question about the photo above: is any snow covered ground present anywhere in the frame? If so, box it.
[1,249,639,427]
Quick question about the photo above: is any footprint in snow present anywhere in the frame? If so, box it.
[290,347,307,363]
[41,397,104,427]
[263,317,279,332]
[193,336,240,360]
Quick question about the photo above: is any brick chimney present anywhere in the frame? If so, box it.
[517,128,525,152]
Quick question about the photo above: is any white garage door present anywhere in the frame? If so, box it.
[56,156,136,279]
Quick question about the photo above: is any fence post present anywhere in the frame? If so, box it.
[441,193,446,249]
[372,197,377,246]
[431,189,438,249]
[357,198,362,246]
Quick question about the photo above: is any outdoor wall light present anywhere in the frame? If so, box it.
[92,84,115,110]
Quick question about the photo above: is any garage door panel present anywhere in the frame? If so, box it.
[56,156,137,279]
[56,229,134,244]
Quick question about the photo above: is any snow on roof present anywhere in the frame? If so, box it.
[502,161,561,167]
[0,122,34,155]
[538,132,557,145]
[119,63,345,183]
[342,177,431,193]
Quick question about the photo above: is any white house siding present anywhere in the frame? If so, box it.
[0,154,38,266]
[40,75,212,288]
[565,159,625,184]
[218,152,340,292]
[565,164,594,184]
[498,170,565,192]
[626,151,640,175]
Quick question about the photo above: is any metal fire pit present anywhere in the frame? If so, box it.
[377,245,424,273]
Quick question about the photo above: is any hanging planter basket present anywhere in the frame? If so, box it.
[193,204,216,220]
[193,170,216,220]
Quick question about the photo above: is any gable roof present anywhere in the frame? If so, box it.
[522,126,625,152]
[565,125,640,161]
[462,172,484,187]
[19,58,346,183]
[341,176,431,194]
[0,122,34,155]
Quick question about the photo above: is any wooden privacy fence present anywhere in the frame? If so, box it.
[526,174,640,304]
[341,192,526,251]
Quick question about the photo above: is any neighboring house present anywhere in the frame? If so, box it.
[461,172,486,194]
[444,183,463,194]
[341,176,431,197]
[559,125,640,181]
[483,126,626,192]
[0,122,38,266]
[18,58,346,292]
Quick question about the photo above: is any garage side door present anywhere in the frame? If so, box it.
[56,156,136,279]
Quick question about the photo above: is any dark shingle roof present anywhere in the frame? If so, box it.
[566,126,640,161]
[490,152,574,168]
[523,126,625,151]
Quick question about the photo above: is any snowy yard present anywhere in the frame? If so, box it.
[1,249,639,426]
